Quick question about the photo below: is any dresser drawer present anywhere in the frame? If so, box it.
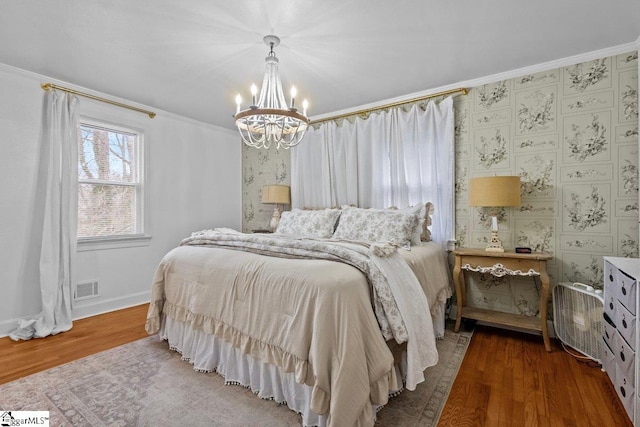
[603,315,617,350]
[615,331,635,388]
[604,261,620,300]
[614,363,636,421]
[605,261,619,293]
[616,269,637,315]
[602,337,616,385]
[615,298,636,348]
[604,292,617,328]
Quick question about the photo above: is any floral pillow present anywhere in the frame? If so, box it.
[275,208,341,238]
[385,204,426,246]
[332,207,419,249]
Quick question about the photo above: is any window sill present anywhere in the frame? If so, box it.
[77,234,152,252]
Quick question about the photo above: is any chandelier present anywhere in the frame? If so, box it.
[234,35,309,149]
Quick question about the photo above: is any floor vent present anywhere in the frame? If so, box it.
[74,281,99,301]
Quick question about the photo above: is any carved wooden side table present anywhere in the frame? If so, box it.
[453,248,553,351]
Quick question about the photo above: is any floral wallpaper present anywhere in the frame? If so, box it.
[455,51,639,318]
[241,145,290,232]
[240,50,639,321]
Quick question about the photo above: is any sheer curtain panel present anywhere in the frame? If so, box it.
[10,90,78,340]
[292,97,454,246]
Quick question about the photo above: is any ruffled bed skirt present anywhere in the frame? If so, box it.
[158,299,447,426]
[431,297,447,340]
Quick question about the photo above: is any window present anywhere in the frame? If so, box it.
[77,120,144,243]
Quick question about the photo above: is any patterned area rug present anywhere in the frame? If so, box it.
[0,322,472,426]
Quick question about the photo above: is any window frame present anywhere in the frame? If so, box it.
[76,116,150,251]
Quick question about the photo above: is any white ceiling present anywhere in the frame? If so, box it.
[1,1,638,130]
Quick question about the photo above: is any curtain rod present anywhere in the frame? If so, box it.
[40,83,156,118]
[310,87,467,125]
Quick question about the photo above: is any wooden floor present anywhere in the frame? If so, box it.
[439,324,632,427]
[0,304,149,385]
[0,305,632,426]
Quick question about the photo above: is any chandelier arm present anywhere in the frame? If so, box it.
[235,108,310,124]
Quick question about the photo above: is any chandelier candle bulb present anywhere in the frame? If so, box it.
[251,84,257,106]
[235,94,242,114]
[290,86,297,109]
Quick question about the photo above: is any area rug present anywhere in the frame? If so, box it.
[0,322,472,426]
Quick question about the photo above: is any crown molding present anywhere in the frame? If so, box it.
[310,40,640,122]
[0,61,237,135]
[457,41,639,89]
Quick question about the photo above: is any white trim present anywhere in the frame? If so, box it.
[0,60,237,136]
[77,234,152,251]
[77,118,147,244]
[71,291,150,321]
[310,41,640,122]
[457,41,639,88]
[0,315,38,339]
[0,291,151,338]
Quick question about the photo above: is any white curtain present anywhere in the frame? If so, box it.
[292,96,455,246]
[10,90,78,340]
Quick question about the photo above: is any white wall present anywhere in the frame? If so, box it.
[0,64,241,337]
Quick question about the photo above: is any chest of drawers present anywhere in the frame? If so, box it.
[603,256,640,424]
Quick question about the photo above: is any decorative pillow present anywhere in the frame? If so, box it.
[331,207,419,249]
[275,208,341,238]
[352,203,431,245]
[386,204,427,246]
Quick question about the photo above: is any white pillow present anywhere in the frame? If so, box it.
[275,208,341,238]
[332,207,419,249]
[388,203,433,243]
[396,204,426,246]
[342,204,427,246]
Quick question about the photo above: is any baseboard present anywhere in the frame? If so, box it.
[0,315,40,339]
[0,291,151,338]
[71,291,151,321]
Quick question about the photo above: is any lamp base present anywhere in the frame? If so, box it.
[269,206,282,232]
[485,230,505,252]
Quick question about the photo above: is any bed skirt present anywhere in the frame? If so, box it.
[157,299,447,426]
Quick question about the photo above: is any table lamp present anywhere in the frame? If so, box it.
[469,176,521,252]
[261,184,291,231]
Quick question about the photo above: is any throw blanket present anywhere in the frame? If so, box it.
[178,228,438,390]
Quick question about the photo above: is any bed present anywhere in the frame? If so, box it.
[145,205,452,426]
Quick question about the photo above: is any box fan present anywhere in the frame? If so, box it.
[552,282,604,362]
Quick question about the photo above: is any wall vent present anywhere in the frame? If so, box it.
[74,281,99,301]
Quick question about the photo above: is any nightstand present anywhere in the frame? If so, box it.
[452,248,553,351]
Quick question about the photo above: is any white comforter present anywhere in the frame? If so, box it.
[146,229,439,425]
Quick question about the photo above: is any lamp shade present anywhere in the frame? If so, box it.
[262,185,291,205]
[469,176,521,207]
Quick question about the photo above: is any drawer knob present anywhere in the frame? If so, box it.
[609,274,614,282]
[610,301,614,310]
[620,351,625,362]
[622,286,627,296]
[620,386,626,397]
[623,318,628,329]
